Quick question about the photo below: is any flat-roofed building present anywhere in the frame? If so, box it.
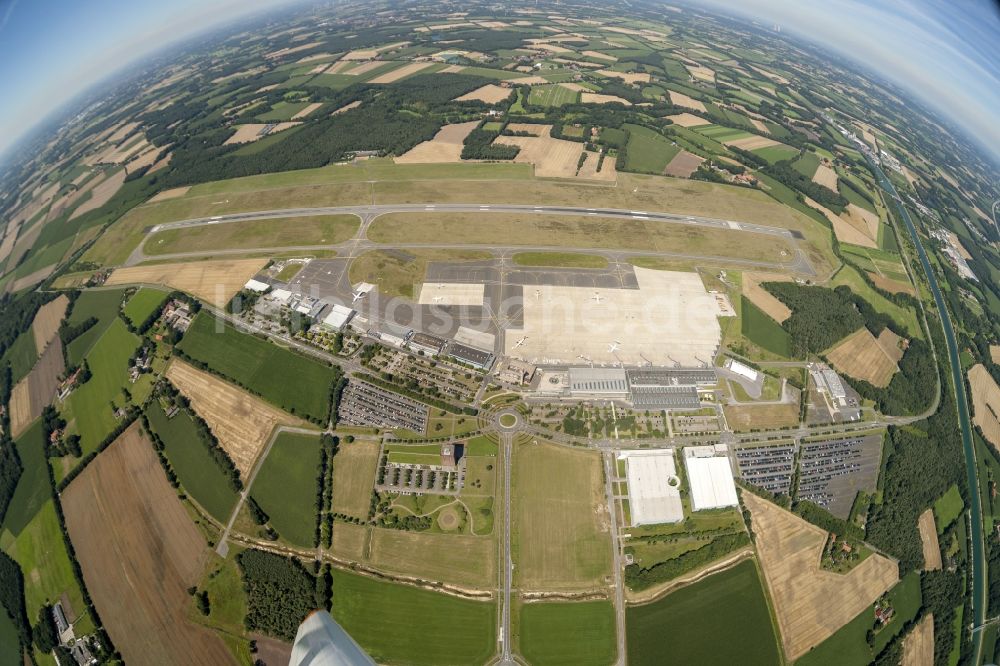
[447,342,494,370]
[725,359,759,383]
[409,332,445,356]
[627,368,717,387]
[270,288,293,304]
[683,451,738,511]
[322,304,355,331]
[243,278,270,293]
[620,449,684,525]
[568,367,629,398]
[630,384,700,409]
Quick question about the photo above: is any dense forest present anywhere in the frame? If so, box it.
[238,549,321,641]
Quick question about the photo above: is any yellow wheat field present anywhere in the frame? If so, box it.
[106,258,267,308]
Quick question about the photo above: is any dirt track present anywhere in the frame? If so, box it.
[63,424,235,666]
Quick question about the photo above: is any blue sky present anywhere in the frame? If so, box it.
[0,0,997,162]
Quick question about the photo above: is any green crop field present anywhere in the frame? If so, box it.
[0,610,19,666]
[623,124,681,173]
[741,296,792,357]
[830,265,921,337]
[518,600,616,666]
[511,252,609,268]
[145,401,239,523]
[527,84,578,107]
[177,313,339,422]
[934,484,964,532]
[65,319,139,455]
[256,101,312,122]
[753,144,800,164]
[330,569,496,666]
[4,329,37,383]
[251,432,321,548]
[122,287,168,327]
[695,124,752,143]
[512,442,611,590]
[626,559,779,665]
[144,215,360,256]
[792,152,821,179]
[65,289,125,365]
[1,421,49,535]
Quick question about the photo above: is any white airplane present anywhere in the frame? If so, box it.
[432,296,444,303]
[351,291,365,303]
[534,289,541,301]
[513,336,528,349]
[592,292,604,303]
[608,340,621,353]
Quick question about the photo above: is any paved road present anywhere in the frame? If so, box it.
[602,450,627,666]
[493,431,517,666]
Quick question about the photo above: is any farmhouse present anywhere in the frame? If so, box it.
[620,449,684,525]
[683,446,738,511]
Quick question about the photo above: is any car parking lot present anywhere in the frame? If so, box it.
[338,380,428,432]
[797,434,882,519]
[734,443,795,495]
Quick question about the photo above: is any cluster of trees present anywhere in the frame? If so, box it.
[0,551,31,660]
[461,127,519,160]
[32,605,59,653]
[0,290,59,359]
[847,338,936,415]
[624,533,750,590]
[328,370,348,428]
[238,549,322,642]
[792,499,863,542]
[41,405,81,457]
[315,434,339,549]
[764,283,867,355]
[0,360,21,525]
[225,288,263,315]
[764,161,848,213]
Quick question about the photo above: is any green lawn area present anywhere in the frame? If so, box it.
[753,144,800,164]
[465,435,498,457]
[65,289,125,366]
[741,296,792,357]
[694,124,753,143]
[511,252,609,269]
[518,600,616,666]
[144,215,359,256]
[250,432,321,548]
[626,559,780,665]
[1,421,50,535]
[792,152,821,179]
[65,318,139,455]
[527,84,579,107]
[122,288,168,327]
[934,484,964,532]
[177,313,339,422]
[623,124,681,173]
[145,401,239,523]
[4,329,37,384]
[330,568,496,666]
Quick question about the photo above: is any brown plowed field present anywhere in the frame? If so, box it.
[827,327,899,387]
[743,272,792,323]
[395,121,479,164]
[106,258,267,308]
[667,113,709,127]
[876,328,906,363]
[918,509,941,571]
[663,150,704,178]
[166,360,302,475]
[453,84,513,103]
[969,364,1000,449]
[743,492,898,661]
[9,338,64,438]
[63,424,234,666]
[31,295,69,352]
[902,614,933,666]
[991,345,1000,365]
[869,272,915,295]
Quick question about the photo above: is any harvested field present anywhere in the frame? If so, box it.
[725,135,781,151]
[581,92,631,106]
[578,152,617,180]
[332,440,380,519]
[902,613,933,666]
[68,170,126,220]
[343,61,386,76]
[743,272,792,323]
[495,125,615,180]
[667,113,710,127]
[9,264,57,293]
[969,364,1000,449]
[148,186,191,202]
[685,63,715,82]
[918,509,941,571]
[31,294,69,352]
[559,82,588,92]
[991,345,1000,365]
[749,117,769,133]
[663,150,704,177]
[876,328,906,363]
[9,338,63,438]
[324,60,354,74]
[125,146,164,172]
[331,100,361,115]
[368,61,434,84]
[805,197,878,249]
[0,223,19,264]
[870,272,915,295]
[290,102,323,119]
[743,492,898,661]
[949,232,972,260]
[598,70,650,84]
[812,163,839,190]
[583,50,617,61]
[367,529,495,588]
[63,424,234,666]
[668,90,706,112]
[105,258,267,308]
[846,204,880,240]
[438,64,466,73]
[395,121,479,164]
[453,84,512,104]
[827,327,899,387]
[166,360,303,476]
[223,122,299,146]
[509,76,550,85]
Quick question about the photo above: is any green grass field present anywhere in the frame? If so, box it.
[626,559,779,665]
[4,329,37,384]
[122,288,168,327]
[1,421,49,535]
[792,152,821,179]
[511,252,609,268]
[251,432,321,548]
[144,215,360,256]
[0,611,19,666]
[145,401,239,523]
[694,124,753,143]
[256,101,312,122]
[177,313,339,422]
[741,296,792,357]
[65,289,125,366]
[330,569,496,666]
[527,84,579,107]
[623,124,681,173]
[65,318,139,455]
[934,484,964,532]
[830,265,921,337]
[518,600,616,666]
[753,144,800,164]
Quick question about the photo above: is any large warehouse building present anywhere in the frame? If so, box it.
[683,446,739,511]
[620,449,684,525]
[504,267,724,367]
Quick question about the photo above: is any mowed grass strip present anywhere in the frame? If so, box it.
[145,401,239,523]
[741,296,792,357]
[64,289,125,366]
[330,569,496,666]
[144,215,360,256]
[623,124,681,173]
[527,84,579,107]
[512,252,609,268]
[512,442,611,591]
[122,287,168,327]
[626,559,780,666]
[518,600,616,666]
[66,318,140,455]
[250,432,321,548]
[177,313,338,422]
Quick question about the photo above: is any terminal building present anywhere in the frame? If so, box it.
[550,366,715,409]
